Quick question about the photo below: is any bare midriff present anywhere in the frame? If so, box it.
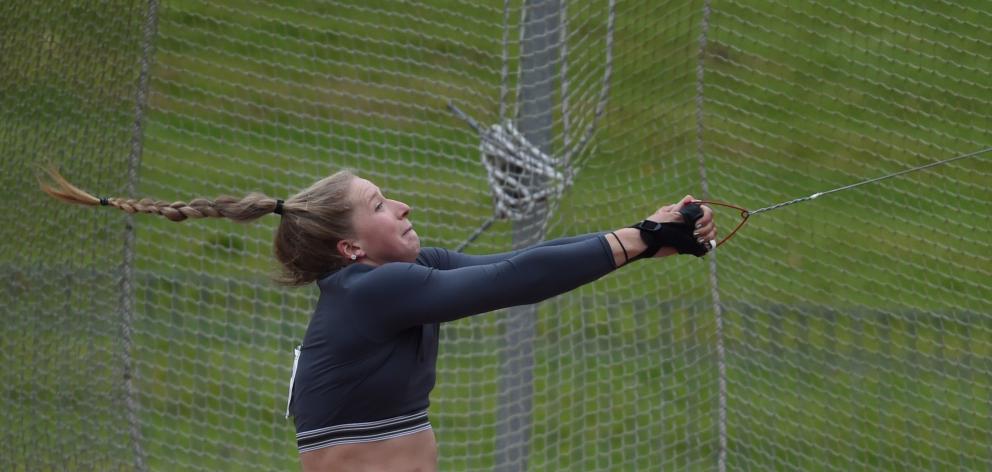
[299,428,437,472]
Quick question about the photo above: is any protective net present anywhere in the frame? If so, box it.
[2,1,990,470]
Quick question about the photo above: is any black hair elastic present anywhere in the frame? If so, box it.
[99,197,110,206]
[274,199,284,215]
[610,231,629,264]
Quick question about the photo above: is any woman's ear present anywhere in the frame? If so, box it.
[337,239,361,260]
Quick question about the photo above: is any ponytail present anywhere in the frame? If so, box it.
[40,165,359,286]
[38,165,280,223]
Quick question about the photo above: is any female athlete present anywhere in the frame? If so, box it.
[41,168,716,471]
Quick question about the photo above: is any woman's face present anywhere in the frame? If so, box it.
[346,177,420,266]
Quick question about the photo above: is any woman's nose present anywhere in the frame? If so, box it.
[394,200,410,219]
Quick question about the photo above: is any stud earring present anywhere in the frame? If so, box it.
[350,254,357,261]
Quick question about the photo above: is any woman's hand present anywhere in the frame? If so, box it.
[646,195,717,257]
[608,195,719,265]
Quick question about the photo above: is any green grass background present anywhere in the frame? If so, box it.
[2,0,990,470]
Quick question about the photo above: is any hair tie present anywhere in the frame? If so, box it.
[274,199,284,215]
[99,197,110,206]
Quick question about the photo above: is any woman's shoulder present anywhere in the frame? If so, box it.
[314,248,458,297]
[415,247,450,268]
[315,263,373,291]
[320,258,435,293]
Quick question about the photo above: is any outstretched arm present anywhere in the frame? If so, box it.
[416,233,604,270]
[417,193,716,270]
[355,195,716,333]
[357,235,618,332]
[355,195,716,332]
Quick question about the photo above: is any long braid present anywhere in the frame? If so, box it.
[39,165,280,222]
[40,164,358,286]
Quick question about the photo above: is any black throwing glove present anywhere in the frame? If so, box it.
[631,203,710,259]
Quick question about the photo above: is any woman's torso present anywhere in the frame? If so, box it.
[291,263,441,462]
[299,428,437,472]
[291,239,615,467]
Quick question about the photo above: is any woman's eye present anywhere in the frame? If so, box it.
[375,202,384,211]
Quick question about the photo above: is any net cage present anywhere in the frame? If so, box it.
[2,1,990,470]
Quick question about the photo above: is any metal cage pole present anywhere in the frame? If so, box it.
[494,1,560,470]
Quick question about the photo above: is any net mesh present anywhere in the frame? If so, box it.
[2,0,990,470]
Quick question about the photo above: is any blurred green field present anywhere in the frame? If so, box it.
[2,0,990,470]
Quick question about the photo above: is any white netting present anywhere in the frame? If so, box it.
[3,0,990,470]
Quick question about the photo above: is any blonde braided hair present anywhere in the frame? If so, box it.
[38,165,278,222]
[39,165,358,285]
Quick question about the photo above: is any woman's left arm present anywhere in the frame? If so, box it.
[419,195,715,270]
[358,235,621,332]
[416,233,604,270]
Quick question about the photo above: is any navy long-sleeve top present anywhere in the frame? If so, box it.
[290,233,616,434]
